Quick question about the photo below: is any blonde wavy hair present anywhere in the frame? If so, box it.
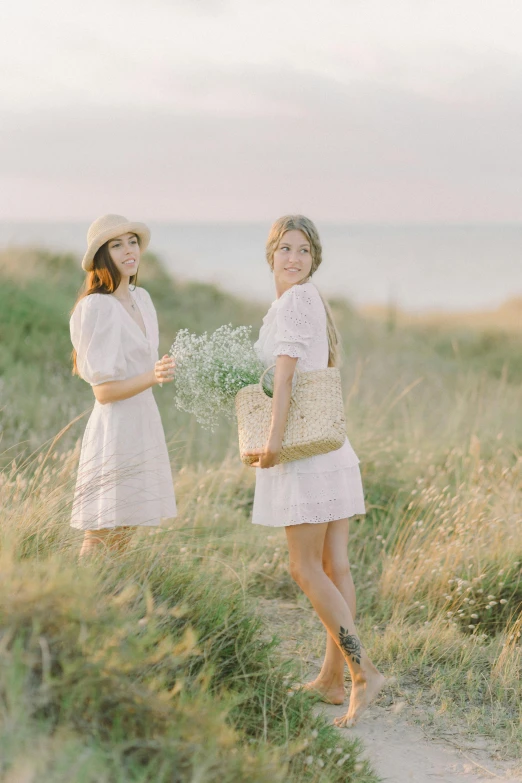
[266,214,341,367]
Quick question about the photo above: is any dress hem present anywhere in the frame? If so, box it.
[70,513,177,531]
[252,508,365,528]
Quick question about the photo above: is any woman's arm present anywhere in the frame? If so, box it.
[243,354,298,468]
[93,355,175,405]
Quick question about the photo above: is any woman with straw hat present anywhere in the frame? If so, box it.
[70,214,177,557]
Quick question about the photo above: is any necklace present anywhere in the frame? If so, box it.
[113,291,136,311]
[122,294,136,311]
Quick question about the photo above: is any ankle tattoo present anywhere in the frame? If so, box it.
[339,626,362,665]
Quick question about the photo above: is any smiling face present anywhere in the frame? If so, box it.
[272,229,313,294]
[107,232,141,279]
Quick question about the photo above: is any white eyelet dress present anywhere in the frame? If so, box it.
[252,282,365,527]
[69,287,177,530]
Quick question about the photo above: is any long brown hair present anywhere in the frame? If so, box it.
[266,215,341,367]
[71,237,140,375]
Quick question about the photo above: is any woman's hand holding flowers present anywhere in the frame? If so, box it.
[154,355,176,385]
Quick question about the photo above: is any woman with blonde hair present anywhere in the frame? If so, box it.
[244,215,385,727]
[70,214,177,557]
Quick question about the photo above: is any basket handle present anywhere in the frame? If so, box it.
[259,363,301,399]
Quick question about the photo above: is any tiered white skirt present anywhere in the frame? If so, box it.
[252,439,365,527]
[71,389,177,530]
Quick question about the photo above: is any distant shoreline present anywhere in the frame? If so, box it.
[1,222,521,313]
[361,298,522,332]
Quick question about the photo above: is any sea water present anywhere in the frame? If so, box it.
[0,222,520,311]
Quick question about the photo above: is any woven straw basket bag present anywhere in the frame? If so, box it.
[235,364,346,466]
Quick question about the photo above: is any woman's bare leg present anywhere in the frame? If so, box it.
[303,518,355,704]
[286,522,385,727]
[79,527,132,558]
[79,530,108,558]
[107,526,133,554]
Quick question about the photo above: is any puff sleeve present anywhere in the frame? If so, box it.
[70,295,128,386]
[273,283,319,361]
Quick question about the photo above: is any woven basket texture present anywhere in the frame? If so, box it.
[235,367,346,465]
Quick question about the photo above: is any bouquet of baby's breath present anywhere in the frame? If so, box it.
[169,324,264,430]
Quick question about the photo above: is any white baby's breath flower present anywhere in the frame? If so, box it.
[170,325,264,430]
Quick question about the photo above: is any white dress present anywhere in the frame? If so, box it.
[252,282,365,527]
[69,287,177,530]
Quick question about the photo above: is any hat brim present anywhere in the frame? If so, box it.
[82,222,151,271]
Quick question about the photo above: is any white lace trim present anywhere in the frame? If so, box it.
[252,463,365,526]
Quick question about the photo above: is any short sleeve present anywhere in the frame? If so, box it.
[273,283,319,361]
[70,295,128,386]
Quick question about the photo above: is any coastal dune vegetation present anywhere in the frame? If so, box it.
[0,247,521,780]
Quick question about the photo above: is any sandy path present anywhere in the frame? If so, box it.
[319,702,522,782]
[256,598,522,783]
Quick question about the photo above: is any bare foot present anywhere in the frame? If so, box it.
[300,679,345,705]
[334,671,386,728]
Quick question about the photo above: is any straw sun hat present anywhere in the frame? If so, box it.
[82,214,151,271]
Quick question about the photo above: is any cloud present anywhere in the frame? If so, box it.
[1,0,522,219]
[2,61,521,173]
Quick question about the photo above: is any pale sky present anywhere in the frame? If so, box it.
[1,0,521,221]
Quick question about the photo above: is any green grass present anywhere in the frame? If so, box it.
[0,248,375,782]
[0,450,374,782]
[1,246,522,775]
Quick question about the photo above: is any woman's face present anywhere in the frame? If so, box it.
[272,229,313,290]
[108,232,141,278]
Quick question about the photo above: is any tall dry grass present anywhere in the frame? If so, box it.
[0,435,375,783]
[1,247,521,770]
